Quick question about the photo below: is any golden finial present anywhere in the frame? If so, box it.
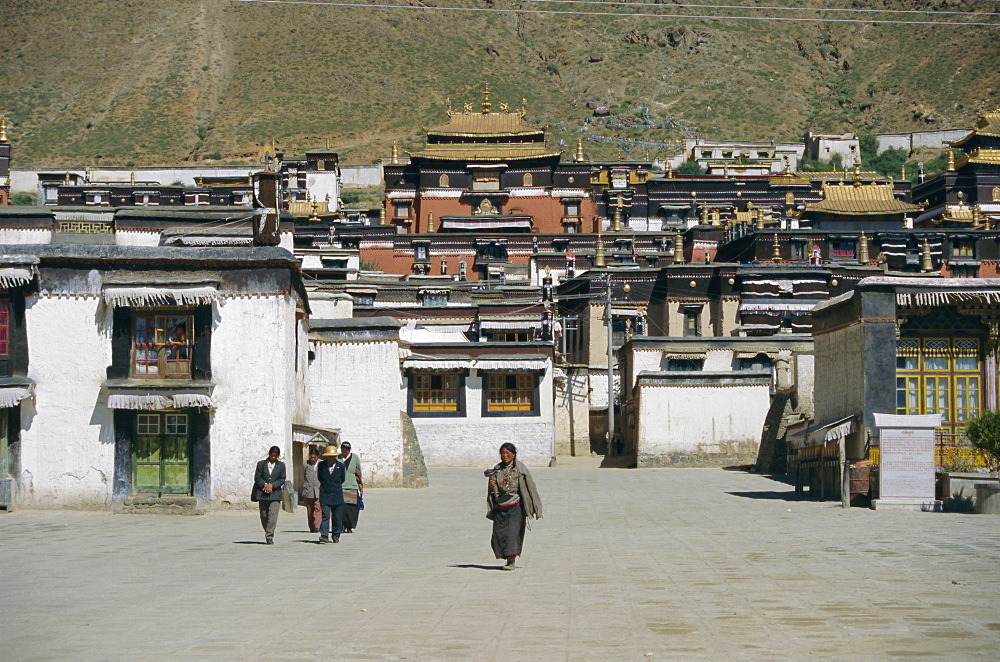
[574,138,585,163]
[130,171,135,185]
[852,154,862,186]
[0,115,7,143]
[427,211,435,233]
[613,204,623,233]
[783,155,791,176]
[946,148,956,172]
[859,231,870,264]
[326,137,331,150]
[700,205,709,224]
[771,234,781,262]
[481,85,492,114]
[900,163,906,180]
[64,171,71,184]
[673,232,685,265]
[391,142,399,165]
[921,237,933,273]
[499,102,510,113]
[445,98,454,117]
[519,98,528,117]
[248,172,253,185]
[756,209,765,231]
[308,200,320,222]
[594,217,606,268]
[666,161,673,178]
[379,206,387,225]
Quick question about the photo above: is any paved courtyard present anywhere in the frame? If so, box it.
[2,460,999,660]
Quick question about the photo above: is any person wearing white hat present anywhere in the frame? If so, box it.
[316,445,346,543]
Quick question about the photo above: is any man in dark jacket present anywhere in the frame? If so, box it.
[252,446,286,545]
[317,444,346,543]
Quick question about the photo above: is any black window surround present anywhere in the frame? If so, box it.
[109,305,212,381]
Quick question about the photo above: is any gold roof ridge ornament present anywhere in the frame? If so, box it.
[575,138,585,163]
[946,147,956,172]
[852,154,862,186]
[391,142,399,165]
[0,115,7,143]
[482,85,492,114]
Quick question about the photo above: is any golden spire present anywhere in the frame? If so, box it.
[379,206,387,225]
[0,115,7,143]
[308,199,320,222]
[771,234,781,262]
[519,98,527,117]
[900,163,906,180]
[613,191,624,231]
[574,138,585,163]
[445,98,454,117]
[130,171,135,185]
[427,211,435,233]
[665,161,673,179]
[852,154,862,186]
[594,219,606,268]
[921,237,933,273]
[673,232,685,265]
[482,85,492,114]
[946,148,956,172]
[391,142,399,165]
[783,155,791,175]
[859,231,870,264]
[64,171,71,184]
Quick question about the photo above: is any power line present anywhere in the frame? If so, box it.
[523,0,999,17]
[229,0,1000,26]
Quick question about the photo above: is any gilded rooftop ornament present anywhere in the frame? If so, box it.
[481,85,492,114]
[0,115,7,143]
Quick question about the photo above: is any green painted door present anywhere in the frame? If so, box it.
[133,412,191,495]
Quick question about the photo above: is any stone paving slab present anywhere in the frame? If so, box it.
[1,465,999,660]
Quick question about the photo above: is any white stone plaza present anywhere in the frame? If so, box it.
[2,461,998,659]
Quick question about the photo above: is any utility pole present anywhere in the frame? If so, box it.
[604,274,630,457]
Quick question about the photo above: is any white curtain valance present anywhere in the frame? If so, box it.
[108,393,217,410]
[0,386,33,409]
[0,267,35,289]
[479,320,541,330]
[824,418,856,442]
[402,359,475,370]
[171,236,253,246]
[740,302,817,312]
[103,286,220,307]
[897,290,1000,307]
[475,359,549,371]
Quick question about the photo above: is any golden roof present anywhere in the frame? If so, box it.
[956,148,1000,168]
[803,181,922,216]
[950,105,1000,147]
[410,87,561,161]
[795,170,883,181]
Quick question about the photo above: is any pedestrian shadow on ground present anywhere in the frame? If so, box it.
[449,564,506,571]
[232,540,269,545]
[727,491,801,502]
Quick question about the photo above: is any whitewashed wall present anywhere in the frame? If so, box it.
[115,230,160,246]
[307,339,403,485]
[210,295,298,506]
[637,383,770,457]
[20,294,114,508]
[0,229,52,244]
[412,368,554,467]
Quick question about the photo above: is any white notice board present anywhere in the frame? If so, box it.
[879,427,936,500]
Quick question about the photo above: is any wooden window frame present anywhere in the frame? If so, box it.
[408,371,466,418]
[130,309,196,379]
[482,371,540,417]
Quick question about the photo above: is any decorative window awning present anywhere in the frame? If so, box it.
[440,217,533,231]
[103,285,220,307]
[108,393,217,410]
[0,266,37,289]
[475,355,549,371]
[896,290,1000,307]
[479,319,541,330]
[0,384,34,409]
[733,351,777,359]
[740,301,818,312]
[402,355,475,370]
[664,351,707,360]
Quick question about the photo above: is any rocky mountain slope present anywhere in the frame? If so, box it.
[1,0,997,166]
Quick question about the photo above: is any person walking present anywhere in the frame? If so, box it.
[486,442,541,570]
[339,441,363,533]
[251,445,286,545]
[301,446,322,533]
[317,445,346,544]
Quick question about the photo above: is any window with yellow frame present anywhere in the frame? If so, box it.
[895,337,981,428]
[485,372,537,415]
[411,372,463,415]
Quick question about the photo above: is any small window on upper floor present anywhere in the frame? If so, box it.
[667,358,704,371]
[419,290,449,307]
[132,312,195,378]
[683,308,701,337]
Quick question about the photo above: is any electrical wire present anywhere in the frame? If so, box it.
[522,0,999,17]
[228,0,1000,27]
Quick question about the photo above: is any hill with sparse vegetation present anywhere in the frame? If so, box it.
[1,0,998,167]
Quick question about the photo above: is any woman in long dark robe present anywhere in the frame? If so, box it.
[486,442,542,570]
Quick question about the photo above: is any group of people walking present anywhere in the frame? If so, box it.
[252,441,541,571]
[251,441,363,545]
